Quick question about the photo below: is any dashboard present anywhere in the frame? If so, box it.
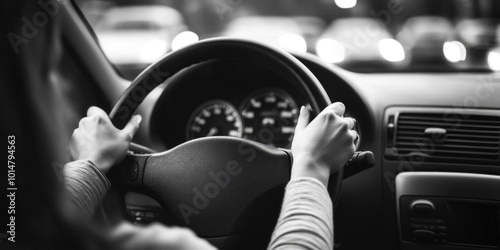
[134,52,500,250]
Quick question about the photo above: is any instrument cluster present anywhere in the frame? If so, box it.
[186,88,299,148]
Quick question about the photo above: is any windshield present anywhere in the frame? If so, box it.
[76,0,500,78]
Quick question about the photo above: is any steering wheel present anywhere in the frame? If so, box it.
[107,38,343,249]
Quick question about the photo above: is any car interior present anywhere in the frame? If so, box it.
[2,0,500,249]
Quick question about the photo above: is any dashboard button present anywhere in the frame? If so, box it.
[413,204,433,214]
[411,200,434,214]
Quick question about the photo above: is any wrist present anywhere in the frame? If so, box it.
[291,156,331,187]
[88,154,113,174]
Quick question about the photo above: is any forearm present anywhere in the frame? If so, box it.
[268,177,334,250]
[62,159,110,220]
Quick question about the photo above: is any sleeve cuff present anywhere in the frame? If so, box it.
[63,159,111,218]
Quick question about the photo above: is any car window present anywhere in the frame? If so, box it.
[75,0,500,79]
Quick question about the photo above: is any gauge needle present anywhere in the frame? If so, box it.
[206,127,218,137]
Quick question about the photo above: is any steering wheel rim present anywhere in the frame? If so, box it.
[108,38,343,249]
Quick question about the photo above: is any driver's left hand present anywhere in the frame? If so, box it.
[69,106,142,174]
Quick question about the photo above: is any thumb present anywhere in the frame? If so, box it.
[322,102,345,117]
[294,106,310,136]
[87,106,107,117]
[122,115,142,140]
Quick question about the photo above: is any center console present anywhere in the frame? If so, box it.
[397,172,500,250]
[384,107,500,250]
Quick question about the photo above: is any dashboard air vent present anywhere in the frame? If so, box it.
[386,109,500,166]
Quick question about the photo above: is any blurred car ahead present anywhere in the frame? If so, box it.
[316,17,406,70]
[397,16,455,67]
[76,0,115,27]
[95,5,187,78]
[221,16,325,53]
[456,18,500,70]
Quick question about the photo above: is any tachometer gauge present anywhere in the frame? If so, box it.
[240,89,299,148]
[186,100,243,140]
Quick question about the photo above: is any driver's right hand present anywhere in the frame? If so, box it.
[290,102,357,186]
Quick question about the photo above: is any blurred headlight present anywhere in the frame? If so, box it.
[278,34,307,53]
[487,48,500,71]
[335,0,357,9]
[443,41,466,63]
[379,38,405,62]
[316,38,345,63]
[172,31,199,51]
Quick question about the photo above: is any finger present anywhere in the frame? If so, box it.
[111,222,139,237]
[294,106,310,136]
[78,117,88,128]
[110,222,142,244]
[122,114,142,140]
[322,102,345,117]
[343,117,356,130]
[349,130,358,144]
[86,106,107,118]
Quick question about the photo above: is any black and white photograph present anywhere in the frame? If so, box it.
[1,0,500,249]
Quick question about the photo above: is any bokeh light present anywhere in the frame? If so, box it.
[316,38,345,63]
[172,31,199,51]
[443,41,466,63]
[334,0,357,9]
[278,33,307,53]
[379,38,405,62]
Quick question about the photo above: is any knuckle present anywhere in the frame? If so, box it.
[165,227,191,243]
[81,116,98,126]
[150,222,162,227]
[94,114,102,122]
[94,113,107,124]
[323,111,337,121]
[177,228,195,241]
[350,130,357,139]
[146,223,163,233]
[123,131,133,141]
[345,117,353,127]
[333,102,345,108]
[78,118,87,127]
[338,121,349,131]
[350,117,357,127]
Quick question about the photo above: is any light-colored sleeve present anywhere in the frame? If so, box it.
[63,161,218,249]
[109,222,218,250]
[268,177,334,250]
[63,159,111,219]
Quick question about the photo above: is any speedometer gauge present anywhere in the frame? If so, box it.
[240,88,299,148]
[186,100,243,140]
